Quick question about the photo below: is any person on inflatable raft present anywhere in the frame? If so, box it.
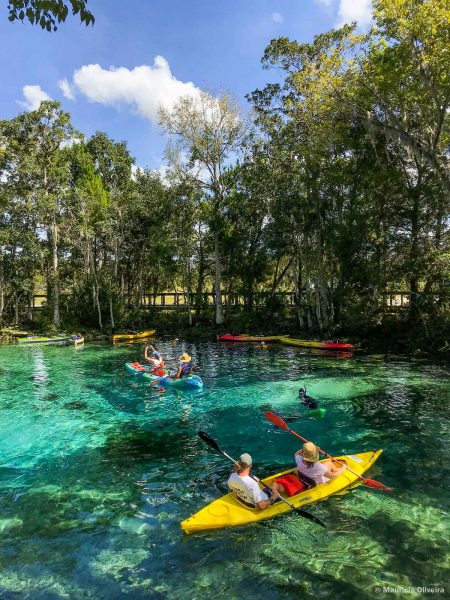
[144,344,165,376]
[174,352,194,379]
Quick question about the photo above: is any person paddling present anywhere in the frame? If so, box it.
[299,386,319,410]
[174,352,193,379]
[144,344,165,376]
[227,453,279,509]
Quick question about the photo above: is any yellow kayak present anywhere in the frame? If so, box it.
[112,330,156,342]
[181,449,382,534]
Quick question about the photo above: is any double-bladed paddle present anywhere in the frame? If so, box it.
[198,431,326,527]
[265,411,392,493]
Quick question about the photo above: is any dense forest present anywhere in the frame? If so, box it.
[0,0,449,350]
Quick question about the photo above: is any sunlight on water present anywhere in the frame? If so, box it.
[0,341,448,599]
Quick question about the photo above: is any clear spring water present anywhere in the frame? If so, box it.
[0,341,448,599]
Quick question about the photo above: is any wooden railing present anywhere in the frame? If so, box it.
[30,290,447,311]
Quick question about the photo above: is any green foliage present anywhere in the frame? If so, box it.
[0,3,448,352]
[7,0,94,31]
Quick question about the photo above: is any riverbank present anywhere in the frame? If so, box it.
[2,309,449,359]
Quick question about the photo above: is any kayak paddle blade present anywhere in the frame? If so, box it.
[295,508,326,527]
[363,478,393,493]
[198,431,223,454]
[265,411,290,431]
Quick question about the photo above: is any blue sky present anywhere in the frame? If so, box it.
[0,0,372,169]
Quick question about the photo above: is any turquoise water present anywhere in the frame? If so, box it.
[0,341,448,599]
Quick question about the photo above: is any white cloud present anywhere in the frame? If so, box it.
[17,85,51,111]
[272,12,284,23]
[58,78,75,101]
[69,56,201,124]
[337,0,373,28]
[314,0,373,29]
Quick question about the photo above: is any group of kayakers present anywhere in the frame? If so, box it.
[227,441,346,510]
[143,344,194,379]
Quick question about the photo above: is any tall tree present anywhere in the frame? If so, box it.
[159,90,248,325]
[0,101,74,326]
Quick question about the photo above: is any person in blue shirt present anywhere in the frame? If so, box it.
[175,352,193,378]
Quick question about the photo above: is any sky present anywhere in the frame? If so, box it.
[0,0,373,169]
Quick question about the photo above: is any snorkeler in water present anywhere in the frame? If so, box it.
[299,386,319,410]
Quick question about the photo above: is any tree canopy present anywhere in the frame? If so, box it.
[0,0,448,348]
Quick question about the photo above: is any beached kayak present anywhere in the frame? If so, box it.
[280,337,353,350]
[17,336,72,345]
[113,330,156,342]
[142,372,204,389]
[218,334,287,342]
[181,449,382,533]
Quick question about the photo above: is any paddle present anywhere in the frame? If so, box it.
[198,431,326,527]
[265,412,392,493]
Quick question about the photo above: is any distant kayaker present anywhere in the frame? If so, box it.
[295,442,345,485]
[227,453,279,509]
[299,387,319,410]
[144,344,165,376]
[174,352,193,379]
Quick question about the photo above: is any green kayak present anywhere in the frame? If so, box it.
[17,336,72,344]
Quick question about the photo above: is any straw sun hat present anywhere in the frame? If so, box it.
[300,442,320,463]
[179,352,192,363]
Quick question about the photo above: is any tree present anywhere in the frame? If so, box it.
[0,101,75,326]
[159,90,248,325]
[7,0,94,31]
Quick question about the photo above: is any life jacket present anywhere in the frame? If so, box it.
[151,359,165,377]
[274,474,306,497]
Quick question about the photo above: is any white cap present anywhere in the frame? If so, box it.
[239,453,252,467]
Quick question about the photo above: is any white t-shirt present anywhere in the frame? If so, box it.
[295,455,329,485]
[227,473,269,506]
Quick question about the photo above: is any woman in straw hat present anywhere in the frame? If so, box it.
[174,352,193,379]
[294,442,346,486]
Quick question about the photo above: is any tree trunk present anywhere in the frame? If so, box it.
[93,283,103,330]
[295,256,305,329]
[408,186,421,323]
[109,294,115,329]
[50,221,60,326]
[214,230,224,325]
[27,291,33,321]
[0,250,4,329]
[14,294,19,325]
[195,235,206,318]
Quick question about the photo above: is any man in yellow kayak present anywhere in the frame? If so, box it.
[227,453,280,509]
